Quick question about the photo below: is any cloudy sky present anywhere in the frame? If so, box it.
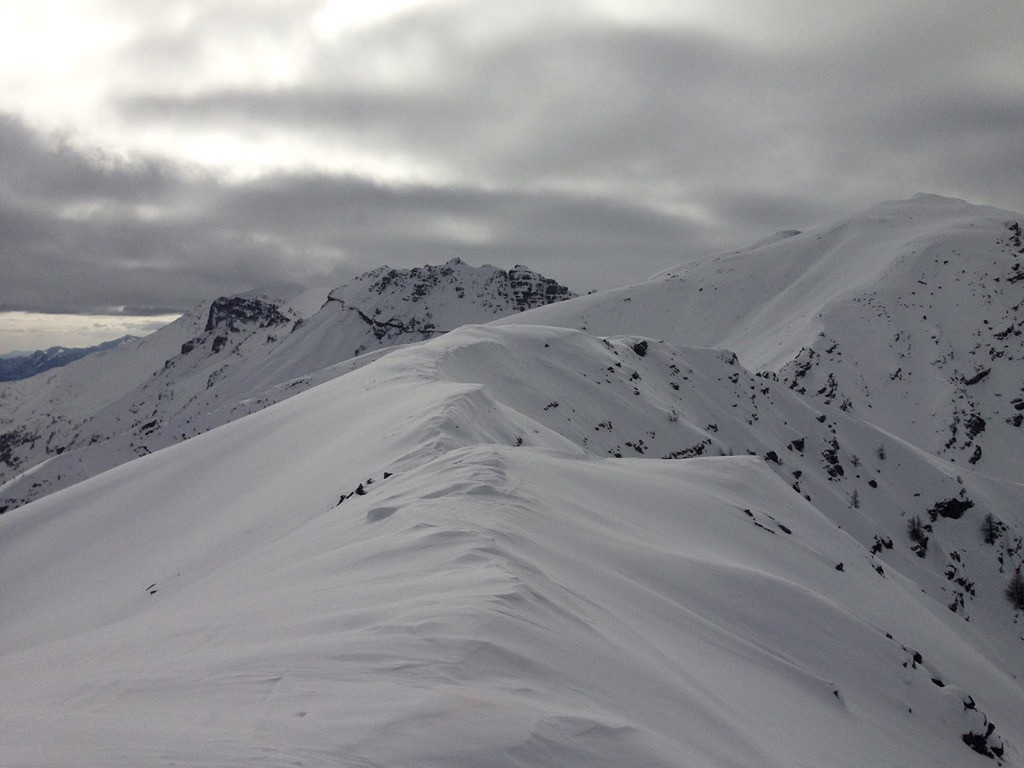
[1,0,1022,351]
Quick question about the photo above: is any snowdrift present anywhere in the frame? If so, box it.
[2,324,1021,767]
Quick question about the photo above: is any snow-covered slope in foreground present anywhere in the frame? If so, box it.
[2,325,1021,767]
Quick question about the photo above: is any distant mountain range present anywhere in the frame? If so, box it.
[1,196,1022,766]
[0,335,138,382]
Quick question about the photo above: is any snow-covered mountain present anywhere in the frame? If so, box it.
[0,336,139,382]
[1,323,1021,766]
[0,311,211,488]
[0,259,574,511]
[2,195,1023,766]
[498,194,1024,480]
[0,294,288,506]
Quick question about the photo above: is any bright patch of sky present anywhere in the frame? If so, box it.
[0,312,181,354]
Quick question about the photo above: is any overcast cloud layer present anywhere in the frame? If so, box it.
[1,0,1022,347]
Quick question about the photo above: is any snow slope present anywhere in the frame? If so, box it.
[0,259,574,511]
[0,336,139,382]
[0,294,292,505]
[1,324,1022,766]
[496,195,1024,479]
[0,310,208,483]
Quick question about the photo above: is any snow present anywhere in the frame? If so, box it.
[497,195,1024,478]
[1,320,1023,766]
[0,259,574,510]
[1,195,1023,765]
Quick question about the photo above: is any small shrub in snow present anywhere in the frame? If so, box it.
[907,515,928,557]
[1007,570,1024,610]
[981,513,1001,545]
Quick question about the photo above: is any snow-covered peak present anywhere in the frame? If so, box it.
[202,294,291,334]
[328,258,574,314]
[1,261,575,510]
[910,192,970,204]
[497,196,1024,479]
[310,259,575,358]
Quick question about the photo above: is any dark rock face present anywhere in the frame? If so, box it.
[204,297,290,334]
[507,265,575,311]
[334,260,574,315]
[355,310,437,343]
[927,497,975,521]
[964,414,986,440]
[178,296,289,358]
[962,723,1005,760]
[0,428,37,469]
[175,294,292,363]
[326,259,576,355]
[821,438,845,480]
[962,368,991,386]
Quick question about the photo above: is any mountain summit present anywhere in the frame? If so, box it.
[501,194,1024,478]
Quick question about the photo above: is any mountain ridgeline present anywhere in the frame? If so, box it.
[321,259,575,355]
[0,259,576,510]
[1,196,1023,766]
[497,194,1024,480]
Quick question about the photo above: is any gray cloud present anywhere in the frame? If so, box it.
[0,113,714,314]
[0,114,194,207]
[3,0,1023,324]
[117,1,1024,225]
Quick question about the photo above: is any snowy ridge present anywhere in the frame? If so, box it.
[496,195,1024,479]
[0,260,574,510]
[1,324,1022,766]
[428,328,1024,636]
[2,196,1024,765]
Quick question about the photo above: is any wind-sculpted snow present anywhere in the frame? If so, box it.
[3,197,1024,765]
[424,326,1024,639]
[1,324,1022,766]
